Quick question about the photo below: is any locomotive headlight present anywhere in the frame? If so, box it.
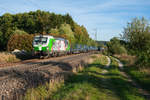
[39,47,42,51]
[47,47,49,50]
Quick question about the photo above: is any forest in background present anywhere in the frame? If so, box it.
[0,10,97,51]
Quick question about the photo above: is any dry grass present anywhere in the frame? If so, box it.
[139,68,150,75]
[114,54,136,66]
[0,52,20,63]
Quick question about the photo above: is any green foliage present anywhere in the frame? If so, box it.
[107,37,127,55]
[50,24,75,43]
[122,17,150,53]
[13,29,28,35]
[59,24,75,40]
[7,34,33,52]
[0,13,16,50]
[125,65,150,93]
[49,28,59,35]
[122,17,150,66]
[136,52,150,67]
[74,24,92,45]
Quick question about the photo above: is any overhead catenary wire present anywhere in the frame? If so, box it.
[0,6,16,14]
[26,0,41,9]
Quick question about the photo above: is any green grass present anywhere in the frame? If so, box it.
[50,55,145,100]
[24,81,64,100]
[125,66,150,92]
[98,54,108,66]
[24,54,146,100]
[108,57,145,100]
[50,56,119,100]
[115,54,150,94]
[109,56,118,66]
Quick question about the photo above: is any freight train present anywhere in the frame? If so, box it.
[32,35,98,58]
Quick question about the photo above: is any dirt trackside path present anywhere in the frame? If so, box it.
[114,57,150,100]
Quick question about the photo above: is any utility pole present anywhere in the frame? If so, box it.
[93,28,97,41]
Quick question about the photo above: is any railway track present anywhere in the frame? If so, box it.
[0,53,92,99]
[0,53,84,69]
[0,53,88,80]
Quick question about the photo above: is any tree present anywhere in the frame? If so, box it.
[49,24,75,43]
[0,13,15,50]
[122,17,150,66]
[59,24,75,43]
[122,17,150,53]
[49,28,59,35]
[7,34,33,52]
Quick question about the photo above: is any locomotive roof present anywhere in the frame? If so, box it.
[34,35,54,38]
[34,35,68,41]
[55,37,67,41]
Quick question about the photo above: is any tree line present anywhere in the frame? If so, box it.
[0,10,97,51]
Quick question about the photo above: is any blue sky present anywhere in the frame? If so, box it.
[0,0,150,41]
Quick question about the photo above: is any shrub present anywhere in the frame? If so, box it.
[107,37,127,55]
[7,34,34,52]
[117,46,127,54]
[108,44,127,55]
[0,52,20,63]
[136,52,150,67]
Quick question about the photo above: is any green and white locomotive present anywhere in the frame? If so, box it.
[33,35,70,57]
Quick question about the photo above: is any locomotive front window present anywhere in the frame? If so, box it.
[34,37,48,45]
[41,37,47,44]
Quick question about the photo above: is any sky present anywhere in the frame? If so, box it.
[0,0,150,41]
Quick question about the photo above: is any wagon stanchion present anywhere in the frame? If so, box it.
[1,95,4,100]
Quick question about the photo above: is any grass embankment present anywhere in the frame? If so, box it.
[0,52,20,63]
[24,54,145,100]
[115,54,150,93]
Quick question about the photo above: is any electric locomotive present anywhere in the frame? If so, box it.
[32,35,70,57]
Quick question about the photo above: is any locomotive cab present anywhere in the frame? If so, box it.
[33,35,54,57]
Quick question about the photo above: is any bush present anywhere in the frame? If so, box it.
[107,37,127,55]
[0,52,20,63]
[136,52,150,67]
[111,45,127,54]
[117,46,127,54]
[7,34,34,52]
